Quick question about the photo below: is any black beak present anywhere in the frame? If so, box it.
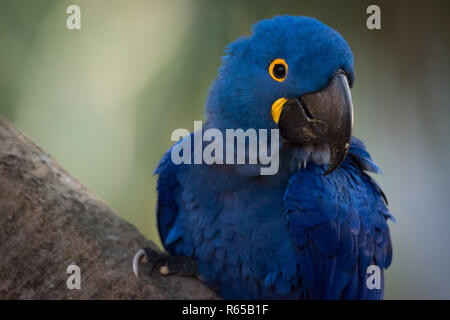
[276,72,353,175]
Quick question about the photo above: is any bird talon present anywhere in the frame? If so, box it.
[159,265,169,275]
[132,249,146,280]
[132,247,198,279]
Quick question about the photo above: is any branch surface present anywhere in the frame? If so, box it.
[0,116,218,299]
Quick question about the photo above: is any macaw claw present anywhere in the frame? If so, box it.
[132,247,198,280]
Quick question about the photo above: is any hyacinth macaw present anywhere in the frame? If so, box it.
[135,15,393,299]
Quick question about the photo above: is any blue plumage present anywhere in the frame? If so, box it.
[284,137,392,299]
[155,16,392,299]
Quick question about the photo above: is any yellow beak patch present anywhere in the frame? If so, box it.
[271,97,287,124]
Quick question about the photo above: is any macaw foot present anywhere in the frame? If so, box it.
[132,247,198,280]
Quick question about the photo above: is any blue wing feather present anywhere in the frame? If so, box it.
[283,137,393,299]
[154,146,181,254]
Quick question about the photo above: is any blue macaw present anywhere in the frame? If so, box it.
[148,16,393,299]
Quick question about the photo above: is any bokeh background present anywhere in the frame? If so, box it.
[1,0,449,299]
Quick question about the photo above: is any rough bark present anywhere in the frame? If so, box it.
[0,116,218,299]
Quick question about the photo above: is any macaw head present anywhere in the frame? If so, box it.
[206,15,355,174]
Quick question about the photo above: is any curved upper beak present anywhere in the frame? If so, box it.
[272,72,354,175]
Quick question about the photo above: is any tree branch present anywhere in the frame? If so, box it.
[0,116,218,299]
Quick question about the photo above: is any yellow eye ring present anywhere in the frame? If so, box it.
[269,58,288,82]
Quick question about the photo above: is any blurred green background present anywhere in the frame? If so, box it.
[1,0,449,299]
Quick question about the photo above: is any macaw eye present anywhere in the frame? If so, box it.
[269,58,288,82]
